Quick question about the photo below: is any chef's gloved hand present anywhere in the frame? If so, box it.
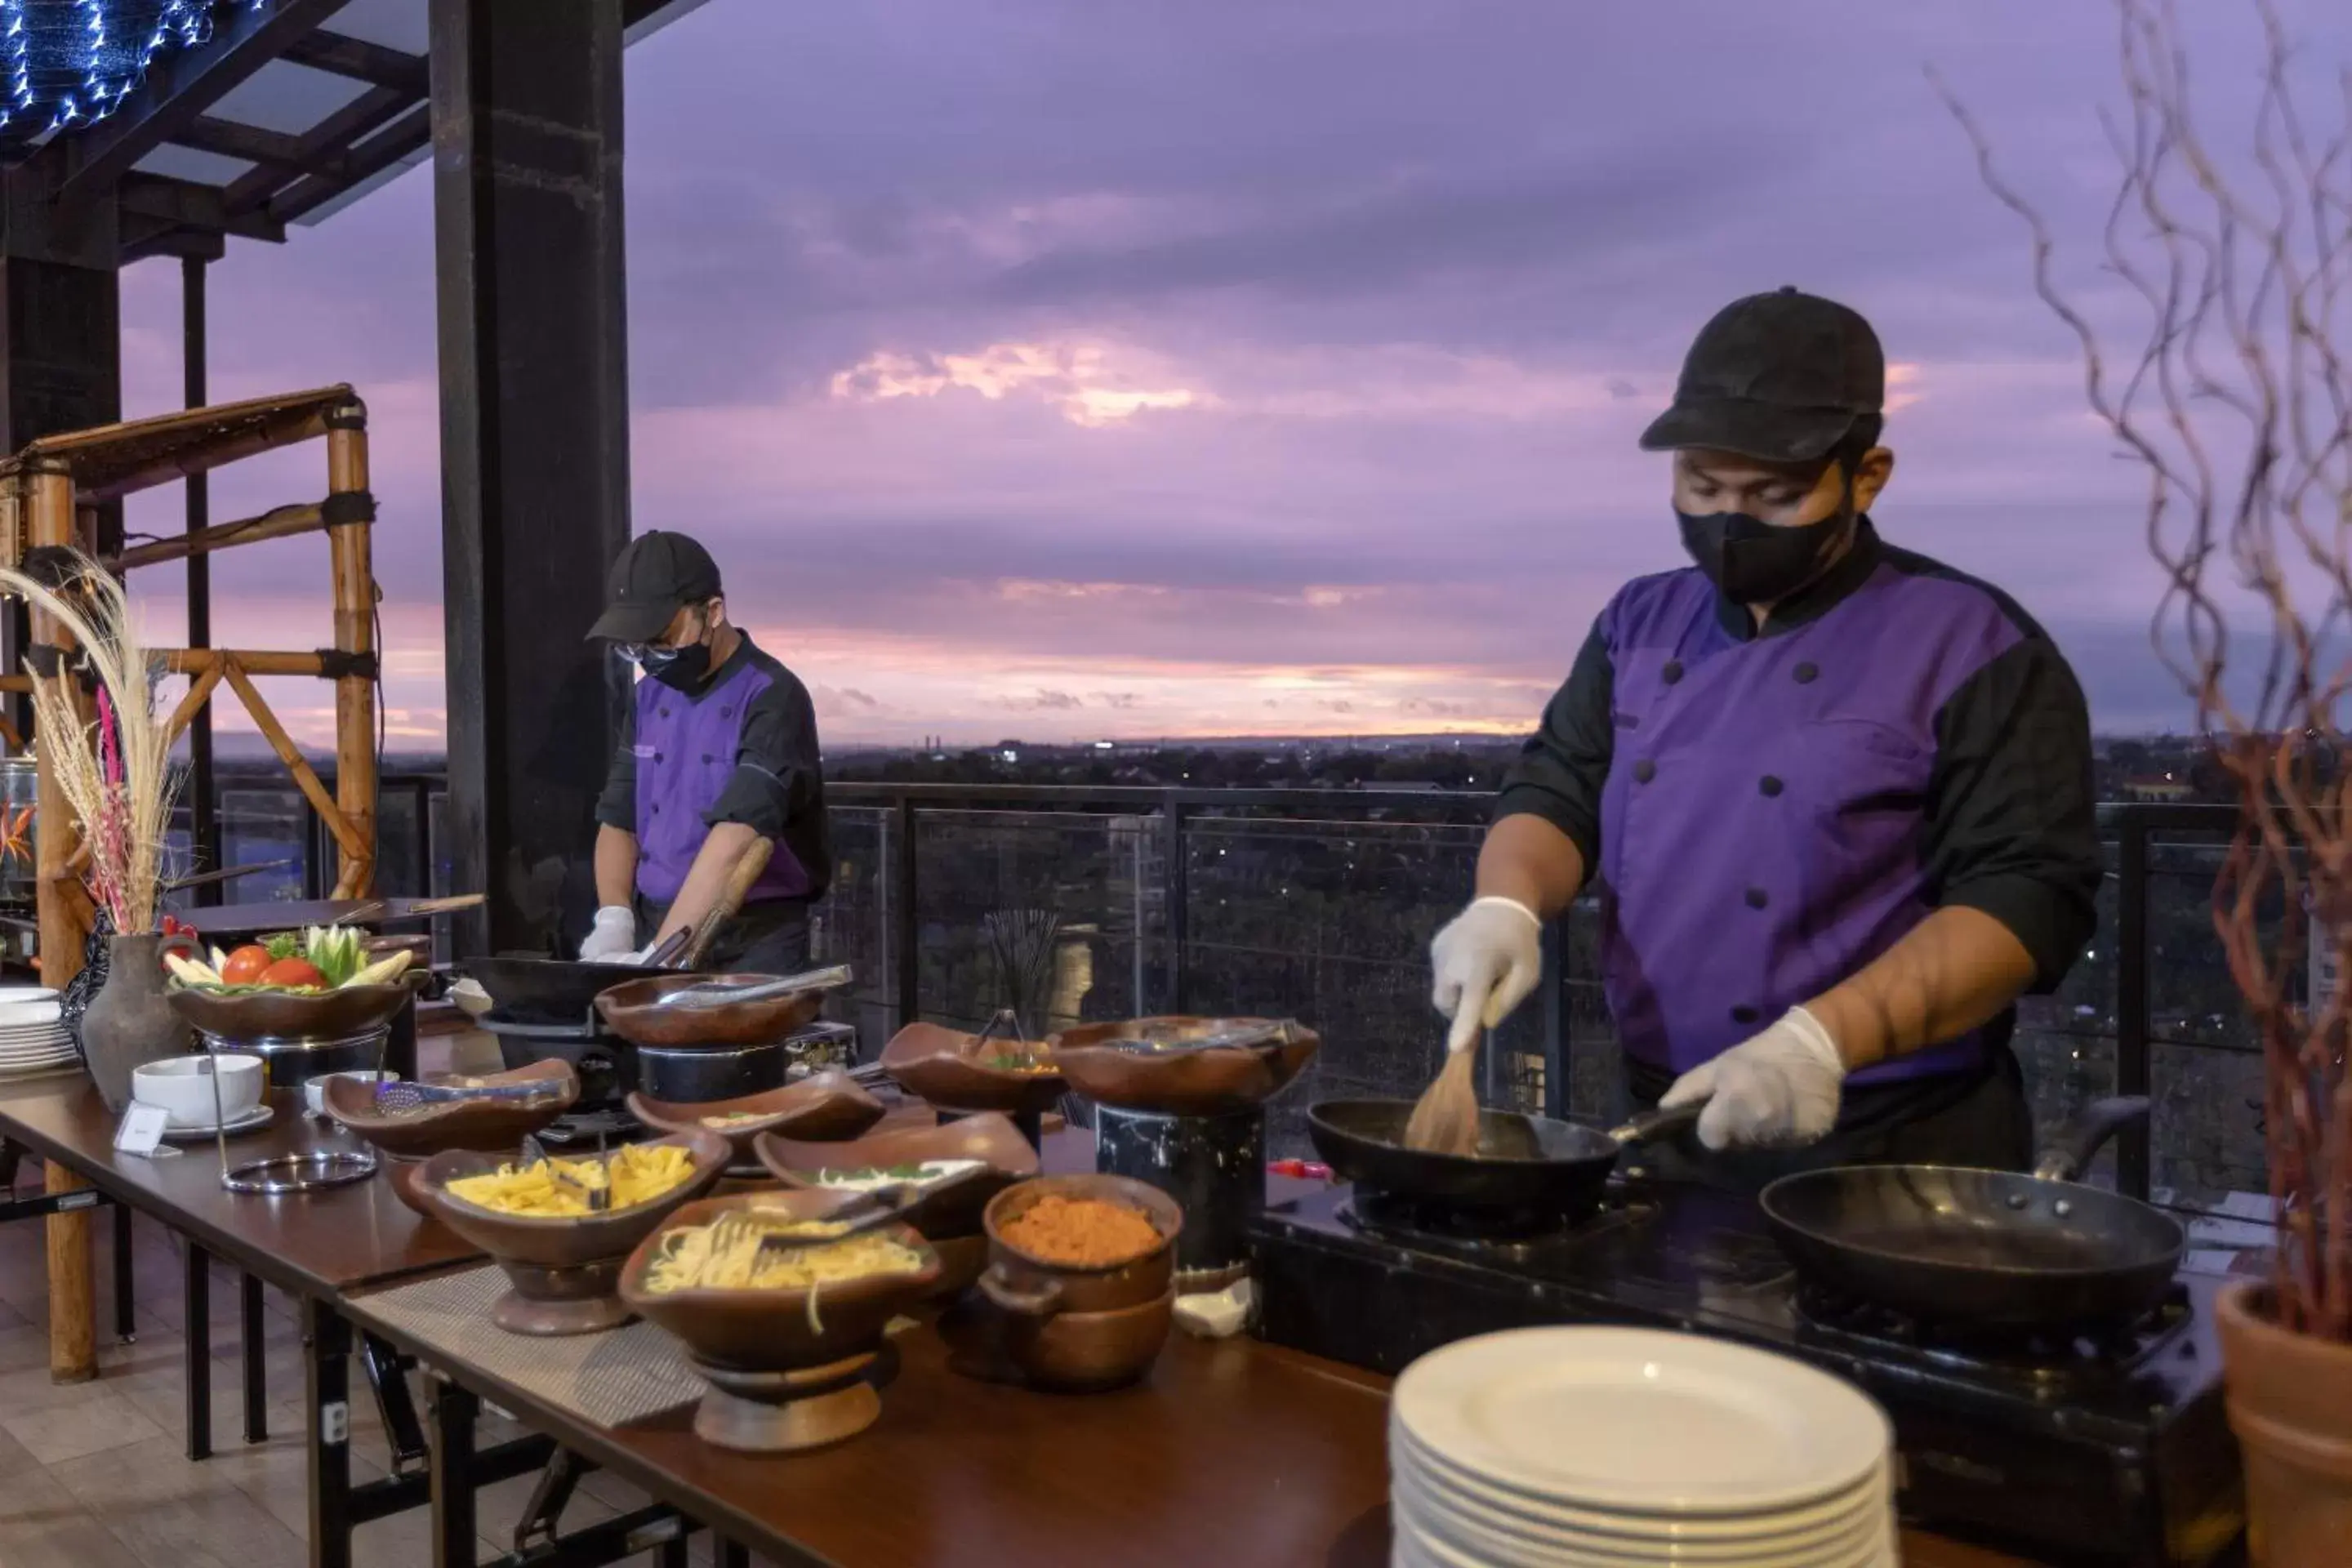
[578,905,638,963]
[1429,896,1544,1054]
[1659,1006,1846,1151]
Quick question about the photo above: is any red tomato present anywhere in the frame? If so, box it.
[221,945,274,985]
[258,956,327,990]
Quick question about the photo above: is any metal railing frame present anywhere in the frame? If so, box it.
[240,778,2252,1204]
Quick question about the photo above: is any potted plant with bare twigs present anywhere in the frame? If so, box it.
[1946,2,2352,1557]
[0,550,185,1111]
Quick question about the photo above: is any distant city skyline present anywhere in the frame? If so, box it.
[108,0,2351,749]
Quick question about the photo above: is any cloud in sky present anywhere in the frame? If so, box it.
[116,0,2352,747]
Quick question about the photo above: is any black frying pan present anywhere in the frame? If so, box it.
[1760,1096,2184,1330]
[464,955,706,1022]
[1307,1099,1696,1220]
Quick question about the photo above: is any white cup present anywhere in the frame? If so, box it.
[131,1054,265,1128]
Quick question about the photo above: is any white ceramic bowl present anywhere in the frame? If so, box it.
[132,1054,265,1128]
[305,1069,399,1118]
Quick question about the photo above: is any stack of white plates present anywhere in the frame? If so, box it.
[0,988,76,1078]
[1391,1327,1898,1567]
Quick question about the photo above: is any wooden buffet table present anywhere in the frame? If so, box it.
[1,1072,2042,1567]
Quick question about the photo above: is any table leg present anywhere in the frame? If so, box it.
[718,1540,751,1568]
[428,1376,479,1568]
[305,1298,354,1568]
[43,1160,95,1383]
[184,1241,212,1461]
[243,1272,267,1443]
[112,1201,136,1343]
[657,1534,691,1568]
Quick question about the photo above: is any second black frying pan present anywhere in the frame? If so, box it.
[465,955,705,1022]
[1307,1099,1696,1220]
[1760,1096,2184,1330]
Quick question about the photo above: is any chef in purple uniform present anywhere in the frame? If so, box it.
[1430,289,2100,1187]
[579,531,831,972]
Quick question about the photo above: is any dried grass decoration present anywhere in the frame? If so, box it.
[0,551,181,934]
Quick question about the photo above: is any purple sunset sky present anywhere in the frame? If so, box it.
[108,0,2352,748]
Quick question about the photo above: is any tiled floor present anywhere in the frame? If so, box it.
[0,1169,747,1566]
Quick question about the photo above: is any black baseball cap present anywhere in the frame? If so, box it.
[1638,287,1884,464]
[586,531,723,643]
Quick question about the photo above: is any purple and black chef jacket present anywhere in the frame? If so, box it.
[594,634,831,907]
[1495,520,2099,1100]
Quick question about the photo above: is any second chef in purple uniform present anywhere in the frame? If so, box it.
[580,530,831,972]
[1430,288,2101,1188]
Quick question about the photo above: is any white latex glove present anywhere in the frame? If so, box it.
[1659,1006,1846,1152]
[577,905,638,962]
[1429,896,1544,1054]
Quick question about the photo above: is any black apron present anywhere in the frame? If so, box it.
[630,894,812,975]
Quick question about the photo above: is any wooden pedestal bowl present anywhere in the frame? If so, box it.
[1049,1017,1321,1117]
[877,1022,1067,1118]
[168,976,420,1042]
[620,1191,942,1453]
[415,1128,732,1336]
[595,973,827,1049]
[627,1071,885,1168]
[757,1111,1040,1297]
[956,1174,1185,1392]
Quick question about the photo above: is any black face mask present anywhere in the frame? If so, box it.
[629,611,716,691]
[1677,483,1855,605]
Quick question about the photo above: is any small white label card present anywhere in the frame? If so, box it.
[114,1102,180,1158]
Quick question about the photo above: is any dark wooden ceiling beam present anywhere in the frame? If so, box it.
[34,0,356,203]
[222,78,417,216]
[119,172,287,243]
[280,30,427,93]
[266,103,430,225]
[172,115,346,179]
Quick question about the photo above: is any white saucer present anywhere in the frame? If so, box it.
[158,1103,274,1139]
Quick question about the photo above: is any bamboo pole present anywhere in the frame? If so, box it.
[28,460,92,1385]
[43,1162,94,1384]
[161,648,326,677]
[165,662,223,746]
[325,405,376,900]
[105,501,326,572]
[219,660,366,861]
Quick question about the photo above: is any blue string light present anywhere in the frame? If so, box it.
[0,0,220,144]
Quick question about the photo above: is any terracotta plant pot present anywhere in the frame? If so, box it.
[81,933,197,1113]
[2218,1281,2352,1565]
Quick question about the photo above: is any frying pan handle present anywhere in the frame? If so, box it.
[978,1265,1064,1320]
[2033,1095,2151,1183]
[1609,1099,1704,1147]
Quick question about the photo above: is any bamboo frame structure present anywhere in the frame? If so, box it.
[0,384,381,993]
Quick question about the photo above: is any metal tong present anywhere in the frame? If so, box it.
[711,1163,987,1267]
[645,964,855,1011]
[522,1132,611,1212]
[372,1080,567,1112]
[1109,1019,1299,1054]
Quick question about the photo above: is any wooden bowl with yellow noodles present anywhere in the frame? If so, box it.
[621,1190,942,1454]
[416,1129,731,1336]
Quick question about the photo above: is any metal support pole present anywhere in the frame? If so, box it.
[183,1242,211,1461]
[305,1298,354,1568]
[112,1201,135,1342]
[182,255,220,903]
[1164,795,1188,1013]
[2114,817,2152,1201]
[428,1376,479,1568]
[893,796,918,1030]
[241,1272,267,1443]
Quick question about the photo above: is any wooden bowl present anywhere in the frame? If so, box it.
[621,1191,942,1454]
[415,1129,733,1336]
[982,1174,1183,1317]
[997,1285,1176,1392]
[758,1111,1040,1256]
[1049,1017,1321,1116]
[167,979,416,1042]
[595,973,827,1049]
[325,1060,579,1159]
[878,1022,1067,1116]
[627,1071,884,1164]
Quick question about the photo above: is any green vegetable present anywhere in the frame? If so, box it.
[263,931,301,962]
[302,924,366,987]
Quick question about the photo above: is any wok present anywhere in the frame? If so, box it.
[464,955,706,1022]
[1307,1099,1695,1220]
[1760,1096,2183,1330]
